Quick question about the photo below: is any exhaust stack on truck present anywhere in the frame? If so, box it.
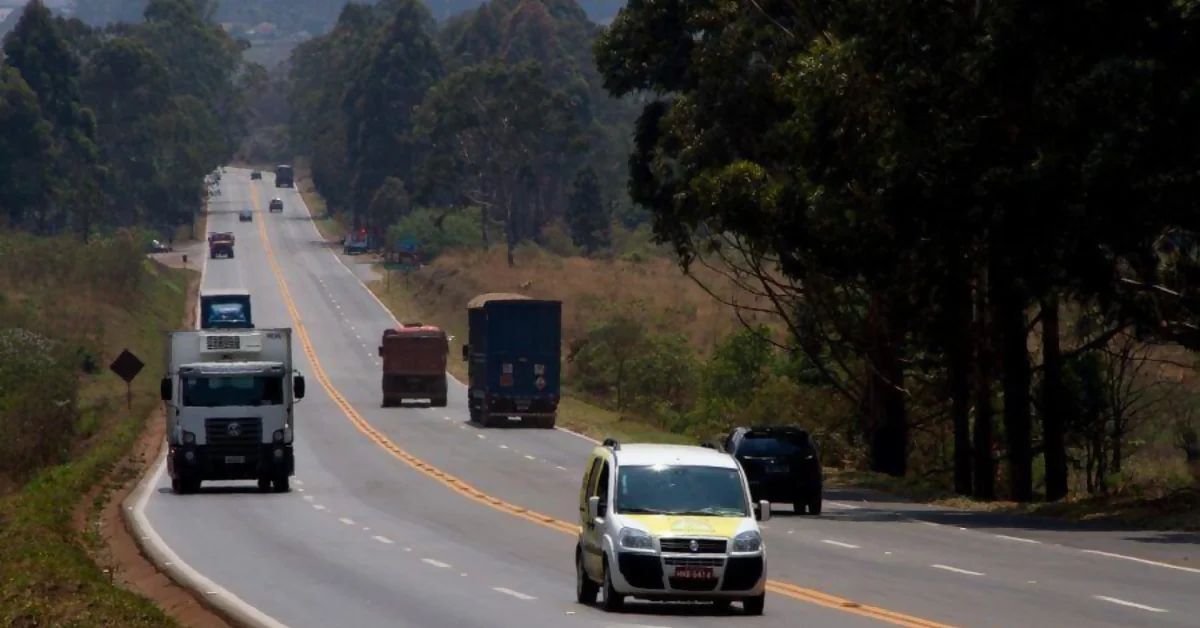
[160,328,305,493]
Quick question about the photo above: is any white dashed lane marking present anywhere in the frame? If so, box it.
[422,558,451,569]
[994,534,1041,544]
[492,587,537,601]
[931,564,985,576]
[339,517,356,526]
[821,540,860,549]
[372,535,394,545]
[312,504,327,511]
[1092,596,1168,613]
[1082,550,1200,574]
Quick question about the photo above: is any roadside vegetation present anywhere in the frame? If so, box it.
[288,0,1200,528]
[0,231,189,626]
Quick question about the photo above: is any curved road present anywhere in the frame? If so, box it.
[134,169,1199,627]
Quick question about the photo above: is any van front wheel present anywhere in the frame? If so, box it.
[601,558,624,612]
[743,593,765,616]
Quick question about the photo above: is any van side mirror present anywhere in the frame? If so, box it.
[587,495,600,523]
[756,499,772,522]
[160,377,172,401]
[461,345,469,361]
[294,374,306,399]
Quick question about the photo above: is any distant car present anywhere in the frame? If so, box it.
[269,198,283,213]
[250,170,262,180]
[149,239,172,253]
[724,426,823,515]
[343,231,369,255]
[239,208,253,222]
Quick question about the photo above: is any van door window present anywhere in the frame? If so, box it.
[595,462,610,517]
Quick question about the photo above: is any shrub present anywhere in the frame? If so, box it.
[0,329,78,481]
[387,208,482,261]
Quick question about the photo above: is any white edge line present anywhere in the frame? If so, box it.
[492,587,537,601]
[1082,549,1200,574]
[300,194,603,446]
[930,564,985,576]
[126,448,290,628]
[1092,595,1168,613]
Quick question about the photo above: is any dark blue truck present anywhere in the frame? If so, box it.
[199,289,254,329]
[462,293,561,428]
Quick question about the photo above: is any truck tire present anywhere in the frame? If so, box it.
[432,396,447,408]
[743,593,765,616]
[258,477,271,492]
[538,414,556,429]
[272,475,290,493]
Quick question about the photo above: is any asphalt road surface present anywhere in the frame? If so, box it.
[135,169,1199,628]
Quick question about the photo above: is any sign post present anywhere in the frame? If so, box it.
[109,349,145,411]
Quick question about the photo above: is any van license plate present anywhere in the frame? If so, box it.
[674,566,713,579]
[224,455,245,464]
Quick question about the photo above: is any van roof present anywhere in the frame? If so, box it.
[604,443,738,469]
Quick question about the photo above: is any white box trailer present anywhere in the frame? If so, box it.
[160,328,305,493]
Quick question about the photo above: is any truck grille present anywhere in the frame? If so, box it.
[660,538,727,554]
[206,335,240,351]
[205,417,262,448]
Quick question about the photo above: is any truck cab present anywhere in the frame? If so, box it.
[160,329,305,493]
[461,293,561,428]
[378,323,449,407]
[200,289,253,329]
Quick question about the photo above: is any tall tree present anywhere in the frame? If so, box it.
[566,166,610,255]
[0,66,54,229]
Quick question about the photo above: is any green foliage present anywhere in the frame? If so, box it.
[386,207,480,261]
[0,329,77,480]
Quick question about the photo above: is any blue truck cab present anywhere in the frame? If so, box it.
[462,293,561,428]
[200,289,254,330]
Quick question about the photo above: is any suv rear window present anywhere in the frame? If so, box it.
[737,434,813,457]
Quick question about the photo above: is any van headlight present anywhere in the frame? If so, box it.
[182,431,196,445]
[619,527,654,551]
[733,531,762,552]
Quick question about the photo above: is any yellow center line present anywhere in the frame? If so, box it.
[247,187,956,628]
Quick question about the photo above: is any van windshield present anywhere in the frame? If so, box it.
[182,375,283,406]
[616,465,748,517]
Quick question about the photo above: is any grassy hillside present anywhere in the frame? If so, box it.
[0,231,192,626]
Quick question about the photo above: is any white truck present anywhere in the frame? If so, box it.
[159,328,306,493]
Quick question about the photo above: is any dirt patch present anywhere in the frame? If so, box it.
[75,269,233,628]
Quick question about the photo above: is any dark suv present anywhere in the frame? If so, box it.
[724,426,823,515]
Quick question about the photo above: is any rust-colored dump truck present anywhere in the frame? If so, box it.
[379,323,449,407]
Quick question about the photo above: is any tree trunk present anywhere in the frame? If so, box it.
[1111,421,1123,475]
[973,268,996,500]
[865,294,908,477]
[949,275,973,496]
[996,279,1034,502]
[1041,296,1069,501]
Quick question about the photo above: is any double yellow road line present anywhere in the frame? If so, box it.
[248,189,954,628]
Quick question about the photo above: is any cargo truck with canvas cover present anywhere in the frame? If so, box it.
[379,323,449,407]
[160,328,305,493]
[462,293,561,428]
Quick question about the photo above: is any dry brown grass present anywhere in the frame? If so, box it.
[399,245,775,356]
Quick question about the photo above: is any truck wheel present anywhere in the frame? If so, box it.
[258,477,271,492]
[469,406,480,423]
[272,476,290,493]
[171,477,185,494]
[539,415,556,429]
[808,496,823,516]
[184,477,201,494]
[432,396,447,408]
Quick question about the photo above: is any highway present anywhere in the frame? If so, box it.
[132,168,1199,627]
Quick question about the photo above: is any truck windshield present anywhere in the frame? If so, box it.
[206,303,247,324]
[616,465,748,517]
[182,375,283,407]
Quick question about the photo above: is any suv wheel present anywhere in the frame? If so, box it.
[808,496,823,515]
[575,548,598,604]
[743,593,765,615]
[600,557,624,611]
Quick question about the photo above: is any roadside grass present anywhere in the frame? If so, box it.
[0,257,191,626]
